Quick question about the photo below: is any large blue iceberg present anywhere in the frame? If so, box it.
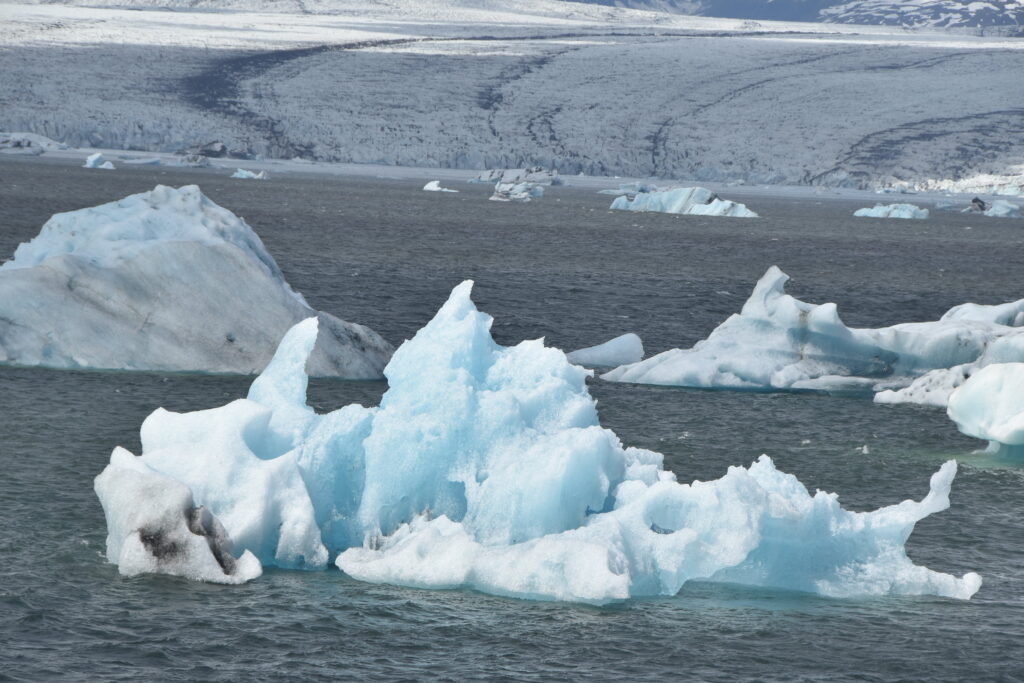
[95,282,981,602]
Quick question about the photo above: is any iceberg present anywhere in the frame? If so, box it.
[83,152,115,170]
[567,333,644,367]
[423,180,458,193]
[604,266,1024,399]
[490,181,544,202]
[981,200,1021,218]
[597,182,662,196]
[0,185,392,376]
[610,187,757,218]
[95,282,980,602]
[231,168,268,180]
[471,167,560,186]
[854,203,928,219]
[947,363,1024,458]
[0,131,67,155]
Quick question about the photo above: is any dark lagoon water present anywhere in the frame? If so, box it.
[1,156,1023,680]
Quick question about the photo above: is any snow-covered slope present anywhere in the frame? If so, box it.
[0,185,392,376]
[3,2,1023,187]
[95,282,981,602]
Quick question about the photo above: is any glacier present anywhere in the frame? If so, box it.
[0,184,392,376]
[854,203,928,219]
[567,333,644,367]
[95,282,981,603]
[947,363,1024,458]
[610,187,758,218]
[604,266,1024,402]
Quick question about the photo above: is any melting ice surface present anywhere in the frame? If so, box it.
[605,266,1024,406]
[95,282,981,602]
[947,363,1024,458]
[854,203,928,219]
[611,187,757,218]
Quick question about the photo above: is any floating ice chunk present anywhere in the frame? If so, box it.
[567,333,644,367]
[83,152,114,170]
[122,157,162,166]
[854,203,928,219]
[0,185,392,376]
[97,282,981,603]
[603,266,1022,397]
[491,181,544,202]
[981,200,1021,218]
[472,167,560,186]
[0,131,66,155]
[947,363,1024,457]
[611,187,757,217]
[423,180,458,193]
[95,449,262,584]
[597,182,662,196]
[231,168,268,180]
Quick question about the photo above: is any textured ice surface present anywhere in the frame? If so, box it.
[982,200,1021,218]
[491,181,544,202]
[0,131,67,155]
[567,333,644,367]
[947,363,1024,457]
[0,185,392,376]
[231,168,268,180]
[611,187,757,217]
[83,152,114,170]
[605,266,1024,401]
[423,180,458,192]
[96,283,981,602]
[854,203,928,219]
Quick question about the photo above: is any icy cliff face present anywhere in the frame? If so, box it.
[96,283,981,602]
[604,266,1024,401]
[947,363,1024,458]
[854,203,928,219]
[611,187,757,217]
[0,185,392,377]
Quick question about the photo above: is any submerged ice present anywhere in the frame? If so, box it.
[0,185,391,376]
[96,282,980,603]
[604,266,1024,404]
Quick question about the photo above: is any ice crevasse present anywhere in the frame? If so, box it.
[95,282,981,603]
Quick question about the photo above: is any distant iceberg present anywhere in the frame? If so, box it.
[83,152,115,170]
[980,200,1021,218]
[0,131,66,155]
[947,363,1024,458]
[471,167,560,186]
[854,203,928,219]
[0,185,392,376]
[231,168,268,180]
[611,187,757,218]
[95,283,980,603]
[597,182,662,196]
[423,180,458,193]
[491,181,544,202]
[567,333,644,367]
[604,266,1024,403]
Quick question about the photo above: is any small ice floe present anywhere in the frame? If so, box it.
[471,166,561,186]
[598,182,662,196]
[423,180,458,193]
[980,200,1021,218]
[231,168,268,180]
[0,132,67,155]
[176,154,211,168]
[610,187,757,218]
[122,157,162,166]
[853,203,928,219]
[83,152,115,170]
[947,363,1024,458]
[490,181,544,202]
[567,333,644,367]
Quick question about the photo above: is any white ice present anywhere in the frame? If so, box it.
[231,168,268,180]
[0,131,67,155]
[947,363,1024,458]
[604,266,1024,402]
[982,200,1021,218]
[567,333,644,367]
[83,152,114,170]
[491,181,544,202]
[853,203,928,219]
[0,184,392,376]
[96,282,980,602]
[610,187,758,218]
[423,180,458,192]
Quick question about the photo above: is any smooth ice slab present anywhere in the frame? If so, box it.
[231,168,268,180]
[423,180,458,192]
[0,185,392,376]
[567,334,644,367]
[611,187,757,217]
[947,363,1024,457]
[96,282,981,602]
[604,266,1024,402]
[854,203,928,219]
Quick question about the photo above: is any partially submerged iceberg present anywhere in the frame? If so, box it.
[0,185,392,376]
[491,181,544,202]
[472,167,561,186]
[567,333,644,367]
[981,200,1021,218]
[0,131,67,155]
[611,187,757,218]
[231,168,268,180]
[423,180,458,193]
[598,182,662,196]
[947,363,1024,458]
[854,203,928,219]
[95,283,980,602]
[83,152,114,170]
[604,266,1024,401]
